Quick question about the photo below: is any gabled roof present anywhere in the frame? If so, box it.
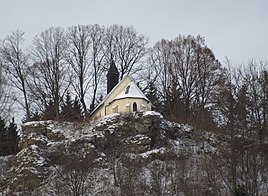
[90,76,130,115]
[90,76,150,116]
[113,81,149,102]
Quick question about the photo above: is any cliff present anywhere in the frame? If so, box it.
[1,111,261,195]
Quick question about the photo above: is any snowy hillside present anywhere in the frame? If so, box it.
[0,111,267,195]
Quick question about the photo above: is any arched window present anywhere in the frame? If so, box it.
[133,102,137,112]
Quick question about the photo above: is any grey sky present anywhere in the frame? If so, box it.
[1,0,267,64]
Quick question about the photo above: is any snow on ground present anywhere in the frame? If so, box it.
[125,134,151,145]
[139,147,166,159]
[3,111,249,195]
[24,120,53,127]
[143,110,163,118]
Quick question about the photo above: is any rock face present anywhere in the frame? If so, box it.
[0,111,228,195]
[94,112,166,154]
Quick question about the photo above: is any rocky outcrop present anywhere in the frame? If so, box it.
[94,112,166,154]
[0,111,227,195]
[19,120,67,150]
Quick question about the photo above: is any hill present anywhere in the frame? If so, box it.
[0,111,267,195]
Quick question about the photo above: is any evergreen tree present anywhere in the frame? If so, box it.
[61,92,82,122]
[146,82,162,113]
[42,99,57,120]
[0,116,19,156]
[6,118,19,155]
[73,96,83,119]
[0,116,8,156]
[61,92,73,121]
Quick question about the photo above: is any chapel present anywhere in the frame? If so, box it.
[89,60,152,120]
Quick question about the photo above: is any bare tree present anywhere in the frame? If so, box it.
[53,152,96,195]
[149,160,171,196]
[0,30,30,119]
[48,141,98,196]
[251,61,268,142]
[148,35,222,125]
[213,59,268,195]
[88,24,106,111]
[211,136,268,195]
[31,27,70,120]
[66,24,107,113]
[115,158,147,196]
[105,25,149,80]
[218,60,268,141]
[0,64,13,117]
[147,39,176,120]
[66,25,92,115]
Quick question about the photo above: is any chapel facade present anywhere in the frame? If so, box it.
[89,60,151,121]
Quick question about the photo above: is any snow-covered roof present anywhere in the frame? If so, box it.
[90,76,150,116]
[90,76,130,114]
[113,81,149,102]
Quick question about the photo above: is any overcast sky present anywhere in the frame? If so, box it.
[0,0,267,65]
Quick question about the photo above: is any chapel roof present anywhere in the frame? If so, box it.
[113,81,149,102]
[90,76,150,116]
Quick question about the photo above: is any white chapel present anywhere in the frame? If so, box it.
[89,60,151,120]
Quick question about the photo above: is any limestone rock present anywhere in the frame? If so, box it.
[1,111,228,195]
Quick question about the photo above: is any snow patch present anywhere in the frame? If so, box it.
[143,111,163,118]
[113,81,149,101]
[139,147,166,159]
[24,120,52,127]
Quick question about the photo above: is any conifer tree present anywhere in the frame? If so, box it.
[0,116,19,156]
[61,92,82,122]
[73,96,83,119]
[0,116,7,156]
[146,82,162,113]
[6,118,19,155]
[61,92,73,121]
[42,99,57,120]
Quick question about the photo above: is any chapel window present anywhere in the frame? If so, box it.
[133,102,137,112]
[125,85,130,94]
